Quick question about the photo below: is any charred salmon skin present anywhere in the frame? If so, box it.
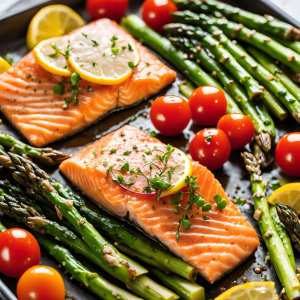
[0,19,176,147]
[60,125,260,284]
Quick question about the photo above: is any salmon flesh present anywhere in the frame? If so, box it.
[60,125,260,284]
[0,19,176,147]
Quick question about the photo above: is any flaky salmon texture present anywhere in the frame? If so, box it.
[0,19,176,147]
[60,125,260,284]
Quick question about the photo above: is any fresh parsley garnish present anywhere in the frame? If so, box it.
[53,82,64,95]
[4,53,13,65]
[268,179,281,190]
[214,194,227,210]
[69,72,82,106]
[145,149,152,155]
[150,131,156,137]
[130,115,137,122]
[92,40,99,47]
[123,150,132,155]
[92,62,97,67]
[82,33,88,38]
[112,48,119,55]
[110,149,117,153]
[122,46,127,50]
[49,40,72,59]
[128,44,134,52]
[92,150,97,156]
[128,61,136,70]
[235,197,246,206]
[145,62,150,66]
[203,216,210,220]
[133,145,137,149]
[27,73,31,78]
[88,86,93,92]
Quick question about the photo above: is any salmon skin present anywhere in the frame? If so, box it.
[60,125,260,284]
[0,19,176,147]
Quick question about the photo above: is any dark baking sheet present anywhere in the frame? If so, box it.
[1,0,300,299]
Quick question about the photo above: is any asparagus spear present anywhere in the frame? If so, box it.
[166,26,263,101]
[178,81,196,99]
[241,152,300,300]
[247,46,300,101]
[0,150,198,282]
[269,204,296,271]
[276,203,300,254]
[147,266,205,300]
[271,35,300,55]
[120,15,242,114]
[8,154,138,283]
[172,0,300,41]
[168,16,300,123]
[0,132,69,165]
[171,11,300,74]
[0,218,6,233]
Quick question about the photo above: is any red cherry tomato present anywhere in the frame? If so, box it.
[188,86,227,126]
[217,113,255,150]
[150,95,191,136]
[17,266,65,300]
[275,133,300,177]
[86,0,128,21]
[189,128,231,171]
[0,228,41,278]
[141,0,178,33]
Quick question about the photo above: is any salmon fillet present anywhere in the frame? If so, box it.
[60,125,260,284]
[0,19,176,147]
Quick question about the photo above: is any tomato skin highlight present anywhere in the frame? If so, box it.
[141,0,178,33]
[217,113,255,150]
[0,228,41,278]
[17,266,65,300]
[188,86,227,126]
[150,95,191,136]
[189,128,231,171]
[275,133,300,177]
[86,0,128,21]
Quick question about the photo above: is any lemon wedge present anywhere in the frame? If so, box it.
[215,281,277,300]
[268,183,300,213]
[161,149,193,198]
[0,57,11,74]
[67,24,140,85]
[33,36,74,76]
[27,4,85,50]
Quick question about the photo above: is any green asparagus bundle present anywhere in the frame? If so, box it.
[167,25,263,101]
[242,152,300,300]
[167,35,274,149]
[0,149,198,282]
[0,184,183,300]
[172,0,300,41]
[0,132,69,165]
[247,46,300,101]
[0,217,143,300]
[276,203,300,253]
[120,14,241,116]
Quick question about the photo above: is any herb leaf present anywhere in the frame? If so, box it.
[53,82,64,95]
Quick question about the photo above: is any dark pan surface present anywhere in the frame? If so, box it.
[0,0,300,299]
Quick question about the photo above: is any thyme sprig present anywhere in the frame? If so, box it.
[49,40,72,59]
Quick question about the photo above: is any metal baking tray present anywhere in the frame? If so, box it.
[0,0,300,299]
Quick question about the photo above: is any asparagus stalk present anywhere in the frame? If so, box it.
[252,143,273,169]
[165,26,263,101]
[276,203,300,254]
[178,81,196,99]
[8,154,138,283]
[247,46,300,101]
[171,11,300,74]
[0,150,198,282]
[241,152,300,300]
[147,266,205,300]
[269,204,296,271]
[168,35,274,147]
[169,15,300,123]
[120,15,242,114]
[271,35,300,55]
[172,0,300,41]
[0,132,69,165]
[0,218,6,233]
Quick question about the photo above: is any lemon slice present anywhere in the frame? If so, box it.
[0,57,11,74]
[215,281,276,300]
[161,149,193,198]
[268,183,300,213]
[67,25,140,85]
[27,4,85,50]
[33,36,74,76]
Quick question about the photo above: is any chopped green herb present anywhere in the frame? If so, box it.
[203,216,210,220]
[150,131,156,137]
[111,36,118,48]
[92,62,97,67]
[235,197,246,206]
[121,133,125,137]
[49,41,72,59]
[268,179,281,190]
[110,149,117,153]
[123,150,132,155]
[128,44,134,52]
[3,53,13,65]
[132,145,137,149]
[88,86,93,92]
[122,46,127,50]
[82,33,88,38]
[27,73,31,78]
[128,61,136,70]
[182,220,191,229]
[120,159,130,171]
[130,115,137,122]
[214,194,227,210]
[205,135,212,144]
[103,161,107,166]
[145,62,150,66]
[71,72,80,86]
[101,150,105,153]
[53,82,64,95]
[92,150,97,156]
[147,72,151,75]
[112,48,119,56]
[145,148,152,155]
[92,40,99,47]
[64,98,72,108]
[63,65,68,69]
[103,53,106,57]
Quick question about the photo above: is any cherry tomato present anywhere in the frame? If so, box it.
[217,113,255,150]
[86,0,128,21]
[275,133,300,177]
[17,266,65,300]
[141,0,178,33]
[189,128,231,171]
[150,95,191,136]
[188,86,227,126]
[0,228,40,278]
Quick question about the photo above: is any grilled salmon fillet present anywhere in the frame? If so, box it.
[0,19,176,147]
[60,125,260,284]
